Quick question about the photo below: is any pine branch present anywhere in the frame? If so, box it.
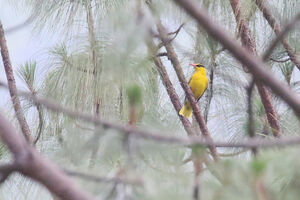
[147,39,195,136]
[0,113,96,200]
[270,57,290,63]
[254,0,300,69]
[0,20,33,143]
[65,169,143,185]
[262,12,300,61]
[0,163,18,183]
[247,80,257,155]
[229,0,281,137]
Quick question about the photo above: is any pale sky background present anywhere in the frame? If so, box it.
[0,2,63,108]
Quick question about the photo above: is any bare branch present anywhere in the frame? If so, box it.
[262,11,300,62]
[65,169,143,186]
[156,23,185,49]
[167,23,185,43]
[0,163,18,183]
[6,14,36,34]
[0,113,96,200]
[0,20,33,143]
[270,57,290,63]
[204,55,216,123]
[247,79,257,155]
[218,149,249,157]
[254,0,300,67]
[168,23,185,35]
[147,40,195,136]
[156,52,168,57]
[229,0,281,137]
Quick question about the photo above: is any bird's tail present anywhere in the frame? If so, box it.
[179,103,193,118]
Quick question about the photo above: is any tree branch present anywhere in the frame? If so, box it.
[6,13,36,34]
[0,113,96,200]
[147,40,195,136]
[270,57,290,63]
[0,163,18,183]
[65,169,143,186]
[156,52,168,57]
[229,0,281,137]
[254,0,300,68]
[0,20,33,143]
[247,79,257,155]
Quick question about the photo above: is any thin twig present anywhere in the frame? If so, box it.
[156,23,185,49]
[218,149,249,157]
[156,52,168,57]
[204,55,216,123]
[270,57,290,63]
[34,98,44,144]
[247,79,257,155]
[6,13,36,34]
[64,169,143,186]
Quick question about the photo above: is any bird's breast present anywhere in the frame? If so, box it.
[189,75,208,98]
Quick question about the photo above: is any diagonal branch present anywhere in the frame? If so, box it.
[262,12,300,61]
[229,0,281,137]
[147,40,195,136]
[0,20,33,143]
[254,0,300,69]
[156,21,219,161]
[0,112,96,200]
[65,169,143,186]
[170,0,300,118]
[270,57,290,63]
[0,163,18,183]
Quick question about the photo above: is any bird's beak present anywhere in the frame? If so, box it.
[189,63,197,67]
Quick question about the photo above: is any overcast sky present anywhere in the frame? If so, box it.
[0,3,62,108]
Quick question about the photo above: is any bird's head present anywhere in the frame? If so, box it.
[189,63,205,70]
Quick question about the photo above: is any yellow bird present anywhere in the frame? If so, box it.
[179,63,208,118]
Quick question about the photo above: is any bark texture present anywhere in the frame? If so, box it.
[147,39,195,136]
[0,20,33,143]
[0,113,96,200]
[230,0,281,137]
[254,0,300,71]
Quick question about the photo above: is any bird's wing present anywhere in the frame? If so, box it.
[196,87,207,102]
[196,78,209,101]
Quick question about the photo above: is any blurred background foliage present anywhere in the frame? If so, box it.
[1,0,300,199]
